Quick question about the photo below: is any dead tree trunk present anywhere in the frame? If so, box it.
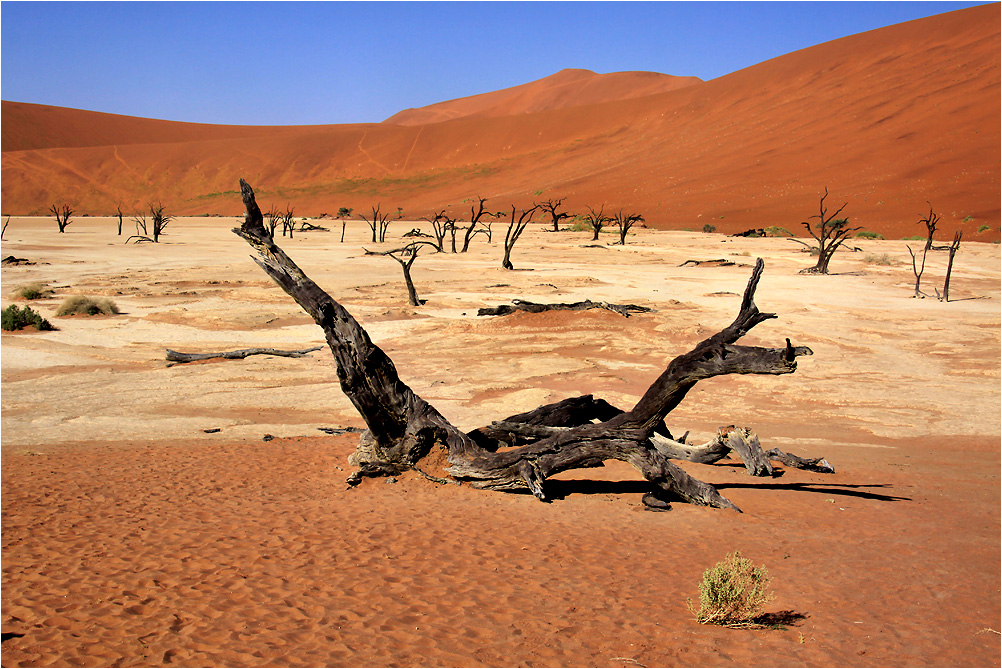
[234,180,827,511]
[906,243,929,298]
[116,206,124,236]
[538,198,571,232]
[613,210,644,245]
[584,205,610,241]
[50,204,72,233]
[423,211,450,252]
[940,230,962,302]
[478,299,653,318]
[920,202,939,252]
[792,188,860,274]
[281,206,295,239]
[461,196,494,252]
[360,205,391,244]
[502,205,539,270]
[374,242,437,306]
[166,346,322,364]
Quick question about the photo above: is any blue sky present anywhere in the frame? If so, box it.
[1,1,991,126]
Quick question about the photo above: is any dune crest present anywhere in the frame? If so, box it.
[382,68,702,125]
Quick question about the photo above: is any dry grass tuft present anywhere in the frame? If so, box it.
[10,282,52,300]
[55,296,120,317]
[863,253,895,266]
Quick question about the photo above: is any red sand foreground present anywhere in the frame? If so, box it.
[1,430,999,668]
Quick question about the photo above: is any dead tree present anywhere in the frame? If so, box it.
[127,202,171,243]
[538,198,571,232]
[337,207,353,243]
[377,242,437,306]
[791,188,860,274]
[50,204,72,233]
[265,207,281,239]
[460,196,496,252]
[233,180,829,511]
[166,346,323,364]
[2,216,9,240]
[360,205,392,243]
[116,205,124,236]
[613,210,645,245]
[150,203,171,242]
[421,211,452,252]
[298,218,329,232]
[502,204,539,270]
[938,231,963,302]
[919,202,940,251]
[583,205,611,241]
[906,242,930,298]
[281,206,296,239]
[479,299,653,318]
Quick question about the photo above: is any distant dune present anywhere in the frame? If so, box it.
[1,4,998,240]
[382,68,702,125]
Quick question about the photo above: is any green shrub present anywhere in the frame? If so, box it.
[764,226,793,237]
[855,231,884,240]
[702,224,716,233]
[963,215,975,223]
[902,235,925,241]
[2,304,54,331]
[687,551,774,628]
[55,296,120,317]
[10,282,51,300]
[977,225,991,233]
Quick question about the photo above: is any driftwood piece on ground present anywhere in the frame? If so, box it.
[318,426,366,436]
[166,346,323,364]
[679,258,739,267]
[478,299,653,318]
[233,179,830,512]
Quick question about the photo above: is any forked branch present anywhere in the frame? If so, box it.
[233,180,826,512]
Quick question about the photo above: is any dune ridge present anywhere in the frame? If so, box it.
[1,4,998,240]
[382,68,703,125]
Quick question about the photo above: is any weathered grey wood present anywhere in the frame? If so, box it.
[478,299,653,318]
[166,346,323,363]
[233,180,829,511]
[764,448,835,473]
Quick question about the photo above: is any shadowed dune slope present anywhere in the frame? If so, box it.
[1,4,998,239]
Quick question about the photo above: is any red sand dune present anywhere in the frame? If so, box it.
[1,4,999,240]
[383,68,702,125]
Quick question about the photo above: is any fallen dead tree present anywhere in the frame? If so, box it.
[233,179,831,511]
[679,258,740,267]
[477,299,653,318]
[166,346,323,364]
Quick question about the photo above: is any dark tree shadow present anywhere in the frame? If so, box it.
[714,481,911,502]
[508,478,909,504]
[755,610,809,628]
